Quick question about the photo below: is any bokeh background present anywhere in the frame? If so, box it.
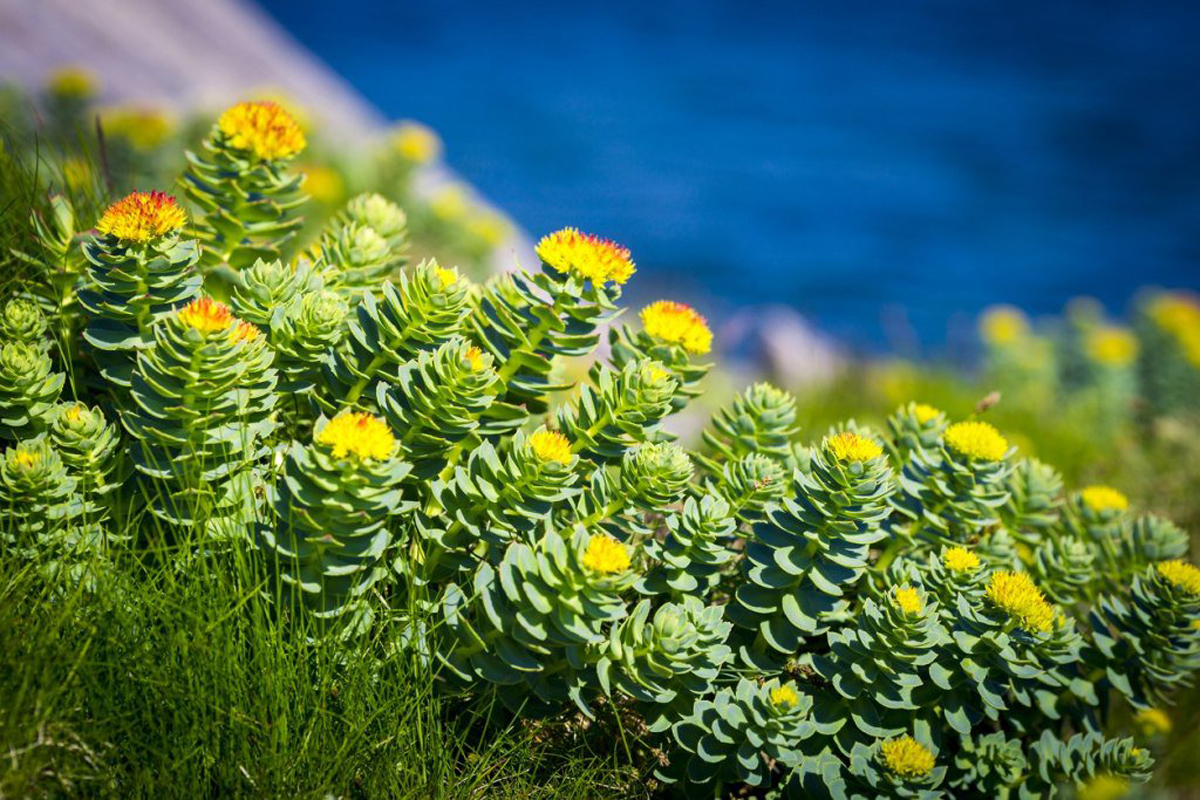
[259,0,1200,349]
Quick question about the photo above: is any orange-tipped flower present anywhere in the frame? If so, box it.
[96,191,186,242]
[640,300,713,354]
[535,227,635,286]
[177,297,234,334]
[217,101,306,160]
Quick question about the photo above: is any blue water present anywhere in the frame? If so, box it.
[259,0,1200,350]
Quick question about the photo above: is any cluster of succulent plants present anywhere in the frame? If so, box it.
[979,292,1200,425]
[3,99,1198,799]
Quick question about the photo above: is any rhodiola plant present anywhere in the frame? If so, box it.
[2,99,1198,800]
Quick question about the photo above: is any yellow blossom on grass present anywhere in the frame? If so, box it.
[913,403,941,424]
[581,534,630,574]
[298,163,344,203]
[1086,326,1138,367]
[1155,559,1200,596]
[1077,774,1129,800]
[529,431,572,464]
[536,227,635,286]
[430,186,469,222]
[879,736,935,778]
[100,106,174,150]
[1080,485,1129,514]
[317,413,396,461]
[392,121,442,164]
[1134,708,1172,736]
[986,571,1055,633]
[218,101,305,160]
[640,300,713,354]
[47,66,94,99]
[827,431,883,463]
[177,297,234,334]
[770,684,799,708]
[944,420,1009,462]
[96,191,186,242]
[943,547,981,574]
[894,586,923,616]
[979,305,1029,345]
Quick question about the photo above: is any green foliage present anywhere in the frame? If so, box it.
[0,435,75,543]
[78,225,201,387]
[182,110,307,271]
[121,300,276,531]
[0,339,63,437]
[317,191,409,295]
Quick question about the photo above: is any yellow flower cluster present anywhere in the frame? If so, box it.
[943,547,981,574]
[536,227,636,286]
[177,297,234,334]
[1080,485,1129,514]
[944,420,1009,462]
[435,266,459,289]
[47,66,95,99]
[317,412,396,461]
[1147,292,1200,366]
[979,305,1029,346]
[100,106,174,150]
[529,430,572,464]
[11,448,42,469]
[913,403,942,424]
[1085,326,1138,367]
[827,431,883,463]
[96,191,187,242]
[640,300,713,355]
[392,121,442,164]
[465,346,484,373]
[986,571,1055,633]
[893,586,923,616]
[1134,708,1172,736]
[879,736,935,778]
[1155,559,1200,596]
[1076,774,1130,800]
[581,534,630,574]
[770,684,799,708]
[217,101,306,160]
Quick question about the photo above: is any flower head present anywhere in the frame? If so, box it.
[913,403,942,424]
[1076,774,1129,800]
[944,420,1009,462]
[464,346,484,372]
[1086,326,1138,367]
[879,736,935,779]
[979,305,1029,345]
[581,534,630,574]
[893,586,923,616]
[986,571,1055,633]
[640,300,713,354]
[47,66,95,99]
[827,431,883,463]
[217,101,306,160]
[431,186,469,222]
[177,297,234,334]
[317,413,395,461]
[11,448,42,470]
[536,227,635,286]
[1080,485,1129,514]
[100,106,174,150]
[96,191,186,242]
[391,121,442,164]
[943,547,981,574]
[529,430,572,464]
[770,684,799,708]
[1155,559,1200,596]
[435,266,459,289]
[229,320,262,344]
[1134,708,1172,736]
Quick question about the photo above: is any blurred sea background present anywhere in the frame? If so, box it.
[258,0,1200,352]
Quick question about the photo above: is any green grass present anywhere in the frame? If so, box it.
[0,542,649,799]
